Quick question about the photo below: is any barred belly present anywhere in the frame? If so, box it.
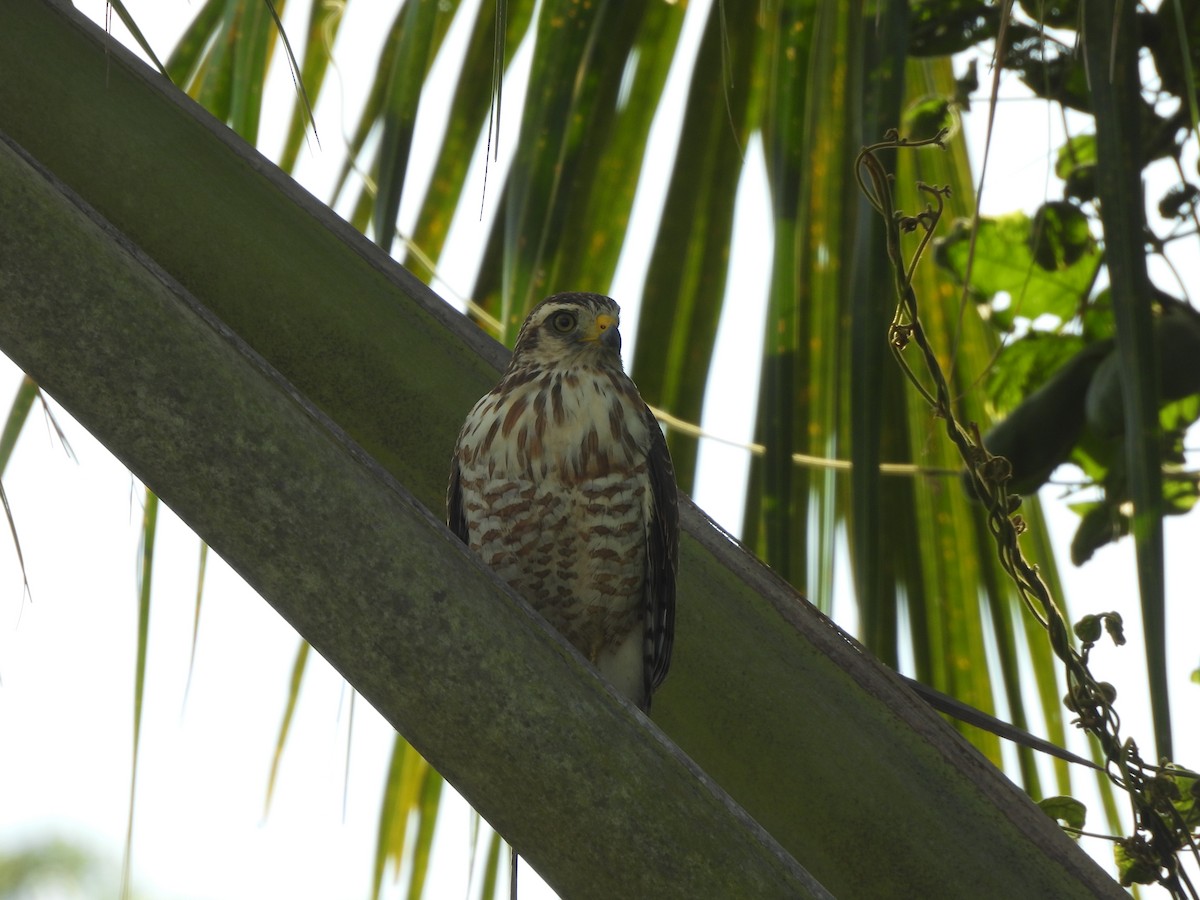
[460,466,648,662]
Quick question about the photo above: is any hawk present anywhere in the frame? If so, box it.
[448,292,678,711]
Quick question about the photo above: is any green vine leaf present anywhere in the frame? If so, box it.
[1037,795,1086,837]
[934,212,1101,329]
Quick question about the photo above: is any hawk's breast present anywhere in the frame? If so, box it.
[454,366,654,663]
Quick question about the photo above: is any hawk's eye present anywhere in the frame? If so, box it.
[550,311,577,334]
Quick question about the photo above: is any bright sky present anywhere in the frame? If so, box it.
[1,1,1198,898]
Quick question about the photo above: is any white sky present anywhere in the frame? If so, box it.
[1,1,1198,897]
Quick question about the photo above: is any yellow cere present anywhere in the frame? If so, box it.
[587,314,617,342]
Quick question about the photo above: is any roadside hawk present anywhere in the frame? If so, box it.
[448,292,678,711]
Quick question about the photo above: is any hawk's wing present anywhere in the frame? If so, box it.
[447,456,470,545]
[644,407,679,698]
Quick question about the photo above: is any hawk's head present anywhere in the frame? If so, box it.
[509,293,623,372]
